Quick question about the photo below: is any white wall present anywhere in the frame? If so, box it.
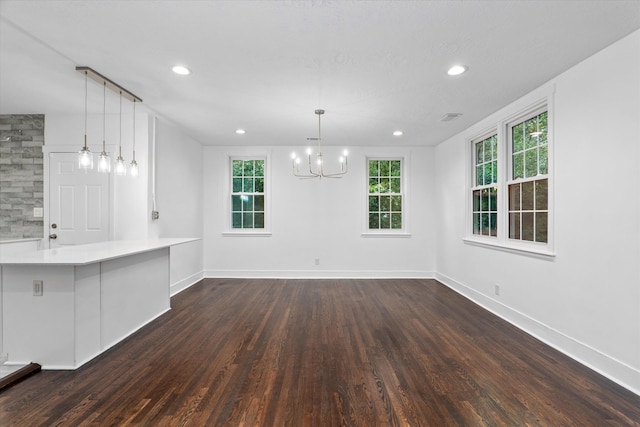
[203,145,436,278]
[42,112,203,293]
[150,117,204,294]
[434,30,640,394]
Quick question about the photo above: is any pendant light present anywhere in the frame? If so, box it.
[291,109,348,179]
[115,91,126,176]
[78,70,93,169]
[130,99,139,177]
[97,81,111,173]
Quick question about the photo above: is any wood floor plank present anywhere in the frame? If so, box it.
[0,278,638,426]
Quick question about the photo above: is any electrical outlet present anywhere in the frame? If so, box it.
[315,258,320,266]
[33,280,43,296]
[494,285,500,296]
[33,207,44,218]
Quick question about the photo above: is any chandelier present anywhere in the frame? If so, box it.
[76,66,142,176]
[291,109,348,179]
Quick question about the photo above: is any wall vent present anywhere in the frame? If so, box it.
[440,112,463,122]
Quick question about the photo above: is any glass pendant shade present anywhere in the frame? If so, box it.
[130,159,139,177]
[78,143,93,169]
[97,151,111,173]
[115,155,126,176]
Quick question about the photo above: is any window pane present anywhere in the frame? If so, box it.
[242,213,254,228]
[255,160,264,177]
[243,195,254,211]
[254,213,265,228]
[369,213,379,229]
[489,213,497,237]
[255,195,264,212]
[535,179,548,210]
[243,177,254,192]
[525,149,538,178]
[391,213,402,229]
[369,160,379,177]
[490,135,497,160]
[369,178,380,193]
[513,152,524,179]
[255,178,264,193]
[390,161,401,176]
[535,212,548,243]
[243,160,254,177]
[525,118,537,149]
[476,142,483,165]
[232,212,242,228]
[391,195,402,211]
[476,165,483,186]
[522,181,534,210]
[232,178,242,192]
[491,160,498,183]
[232,160,243,177]
[473,190,480,211]
[481,190,489,211]
[380,213,390,229]
[489,188,497,211]
[380,177,390,193]
[509,213,520,239]
[539,111,548,144]
[513,123,524,152]
[481,213,489,235]
[380,196,390,212]
[369,196,379,212]
[232,195,242,212]
[473,213,481,235]
[522,212,534,241]
[539,145,548,175]
[380,160,390,176]
[390,178,401,193]
[508,183,520,210]
[483,164,493,185]
[483,139,493,162]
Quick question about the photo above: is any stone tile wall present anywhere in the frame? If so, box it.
[0,114,45,240]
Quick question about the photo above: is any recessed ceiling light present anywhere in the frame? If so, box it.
[235,129,246,135]
[447,65,468,76]
[393,130,403,136]
[171,65,191,75]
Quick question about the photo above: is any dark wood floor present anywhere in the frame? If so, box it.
[1,278,638,426]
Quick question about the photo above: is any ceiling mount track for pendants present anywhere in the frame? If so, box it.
[75,66,143,103]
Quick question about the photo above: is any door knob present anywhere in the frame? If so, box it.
[49,234,57,239]
[51,223,58,229]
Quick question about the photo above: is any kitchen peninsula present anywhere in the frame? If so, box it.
[0,238,198,369]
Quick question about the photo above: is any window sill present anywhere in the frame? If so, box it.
[222,231,272,237]
[361,232,412,238]
[463,237,555,259]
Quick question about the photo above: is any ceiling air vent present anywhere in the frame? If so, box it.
[440,113,463,122]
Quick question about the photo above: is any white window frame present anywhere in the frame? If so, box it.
[464,88,554,258]
[362,155,411,238]
[222,153,272,237]
[470,130,499,239]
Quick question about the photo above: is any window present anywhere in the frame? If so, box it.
[368,159,402,230]
[472,134,498,236]
[508,110,548,243]
[231,159,265,229]
[465,91,553,257]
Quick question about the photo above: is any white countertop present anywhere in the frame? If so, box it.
[0,238,199,265]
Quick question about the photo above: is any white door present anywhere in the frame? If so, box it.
[48,152,110,248]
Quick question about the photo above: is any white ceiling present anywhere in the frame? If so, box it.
[1,0,639,147]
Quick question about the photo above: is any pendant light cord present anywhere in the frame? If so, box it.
[84,71,88,149]
[102,82,106,152]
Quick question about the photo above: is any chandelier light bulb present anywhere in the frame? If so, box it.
[97,152,111,173]
[78,147,93,169]
[291,152,297,159]
[306,147,313,155]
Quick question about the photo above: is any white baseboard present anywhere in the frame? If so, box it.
[435,272,640,397]
[170,271,205,296]
[204,269,435,279]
